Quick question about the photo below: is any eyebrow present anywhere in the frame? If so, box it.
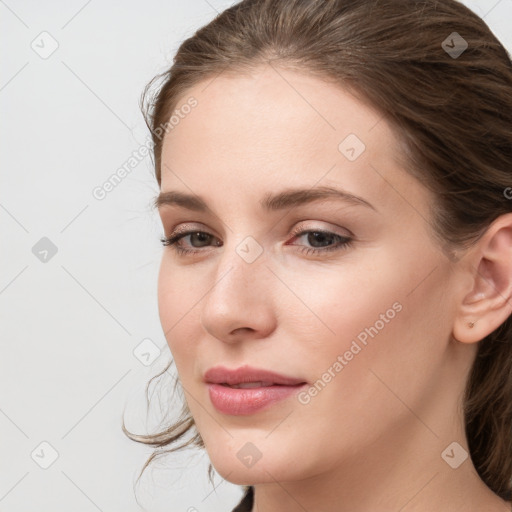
[154,185,376,212]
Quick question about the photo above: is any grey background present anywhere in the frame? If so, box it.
[1,1,511,511]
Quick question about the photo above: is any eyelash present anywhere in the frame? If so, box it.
[160,226,353,257]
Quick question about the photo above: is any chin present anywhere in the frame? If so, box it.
[204,437,312,486]
[209,457,292,486]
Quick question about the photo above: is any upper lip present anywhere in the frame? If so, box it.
[204,365,306,386]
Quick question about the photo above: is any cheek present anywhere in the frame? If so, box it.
[278,257,407,356]
[157,257,201,363]
[283,250,453,399]
[263,264,452,461]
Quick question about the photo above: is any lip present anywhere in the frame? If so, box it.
[204,365,307,415]
[204,365,306,386]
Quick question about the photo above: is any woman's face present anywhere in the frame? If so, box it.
[156,65,471,484]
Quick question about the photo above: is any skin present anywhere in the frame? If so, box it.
[156,63,512,512]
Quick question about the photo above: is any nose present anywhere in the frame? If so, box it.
[200,240,277,344]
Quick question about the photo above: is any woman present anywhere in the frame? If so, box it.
[123,0,512,510]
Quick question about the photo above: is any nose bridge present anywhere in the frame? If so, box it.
[200,232,275,340]
[212,233,267,298]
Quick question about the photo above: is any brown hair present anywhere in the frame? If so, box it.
[122,0,512,501]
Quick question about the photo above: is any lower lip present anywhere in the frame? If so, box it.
[207,383,306,415]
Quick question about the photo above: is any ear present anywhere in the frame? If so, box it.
[453,212,512,344]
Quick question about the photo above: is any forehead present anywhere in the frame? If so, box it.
[163,64,386,160]
[159,64,428,218]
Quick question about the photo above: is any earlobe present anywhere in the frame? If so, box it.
[453,318,488,344]
[452,213,512,344]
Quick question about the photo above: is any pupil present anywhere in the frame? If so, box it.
[192,232,210,247]
[308,232,333,247]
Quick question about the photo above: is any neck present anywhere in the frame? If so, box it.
[251,415,509,512]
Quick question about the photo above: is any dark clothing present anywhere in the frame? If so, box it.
[231,486,254,512]
[231,486,512,510]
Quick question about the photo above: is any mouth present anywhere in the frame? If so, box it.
[218,381,283,388]
[204,364,307,386]
[204,365,307,415]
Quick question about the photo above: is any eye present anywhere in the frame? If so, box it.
[160,229,221,255]
[160,225,353,256]
[286,227,353,256]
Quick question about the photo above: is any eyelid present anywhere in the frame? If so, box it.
[165,220,352,241]
[165,222,215,238]
[288,220,354,239]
